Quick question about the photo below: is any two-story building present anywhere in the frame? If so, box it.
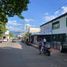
[30,13,67,51]
[40,13,67,51]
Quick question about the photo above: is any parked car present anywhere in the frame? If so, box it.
[0,39,3,43]
[12,39,16,42]
[3,39,8,42]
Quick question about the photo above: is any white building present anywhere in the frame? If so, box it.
[40,13,67,51]
[29,28,40,34]
[40,13,67,41]
[40,13,67,35]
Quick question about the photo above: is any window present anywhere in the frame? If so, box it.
[66,18,67,27]
[52,21,60,29]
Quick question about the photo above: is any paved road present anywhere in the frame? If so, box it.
[0,41,67,67]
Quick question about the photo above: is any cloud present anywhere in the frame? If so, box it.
[43,14,56,22]
[61,6,67,14]
[7,19,34,32]
[7,20,22,26]
[7,20,23,32]
[24,24,31,30]
[24,18,34,29]
[24,18,34,22]
[43,6,67,22]
[8,25,23,32]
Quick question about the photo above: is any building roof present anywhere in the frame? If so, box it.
[31,33,45,36]
[31,33,66,36]
[40,13,67,27]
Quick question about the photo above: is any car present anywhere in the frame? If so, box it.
[3,39,8,42]
[0,39,3,43]
[12,39,16,42]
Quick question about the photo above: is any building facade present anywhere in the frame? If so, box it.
[30,13,67,51]
[40,13,67,51]
[29,28,40,44]
[40,13,67,41]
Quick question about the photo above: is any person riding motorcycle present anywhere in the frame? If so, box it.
[38,38,45,54]
[38,38,50,56]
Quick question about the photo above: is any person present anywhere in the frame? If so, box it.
[38,39,42,54]
[38,38,45,54]
[43,38,46,45]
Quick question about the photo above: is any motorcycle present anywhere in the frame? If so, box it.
[41,46,50,56]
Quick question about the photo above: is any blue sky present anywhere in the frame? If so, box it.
[7,0,67,33]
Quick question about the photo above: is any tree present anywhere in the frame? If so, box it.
[9,32,14,38]
[0,0,29,23]
[0,22,7,37]
[0,0,29,37]
[22,32,31,42]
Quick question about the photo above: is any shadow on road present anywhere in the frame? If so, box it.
[0,47,27,67]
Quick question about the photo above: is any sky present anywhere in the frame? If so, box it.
[7,0,67,34]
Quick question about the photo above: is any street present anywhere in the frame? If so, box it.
[0,41,67,67]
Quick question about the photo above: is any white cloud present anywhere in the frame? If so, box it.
[24,18,34,30]
[43,6,67,22]
[61,6,67,14]
[24,24,31,31]
[7,20,22,26]
[54,10,60,15]
[7,20,23,32]
[24,18,34,22]
[43,15,56,22]
[8,25,22,32]
[7,19,34,32]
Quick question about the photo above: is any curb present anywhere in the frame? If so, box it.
[31,44,39,49]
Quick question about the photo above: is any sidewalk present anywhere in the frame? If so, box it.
[0,41,22,49]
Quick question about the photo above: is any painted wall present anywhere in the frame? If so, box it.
[40,15,67,35]
[40,23,52,35]
[52,15,67,34]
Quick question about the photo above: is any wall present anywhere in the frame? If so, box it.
[52,15,67,34]
[41,15,67,35]
[40,23,52,35]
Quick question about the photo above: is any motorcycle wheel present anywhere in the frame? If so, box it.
[46,51,50,56]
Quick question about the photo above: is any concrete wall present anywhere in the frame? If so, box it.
[33,36,38,44]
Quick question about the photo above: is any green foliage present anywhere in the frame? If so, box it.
[23,32,31,41]
[0,0,29,22]
[9,32,14,38]
[0,0,29,37]
[0,22,7,37]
